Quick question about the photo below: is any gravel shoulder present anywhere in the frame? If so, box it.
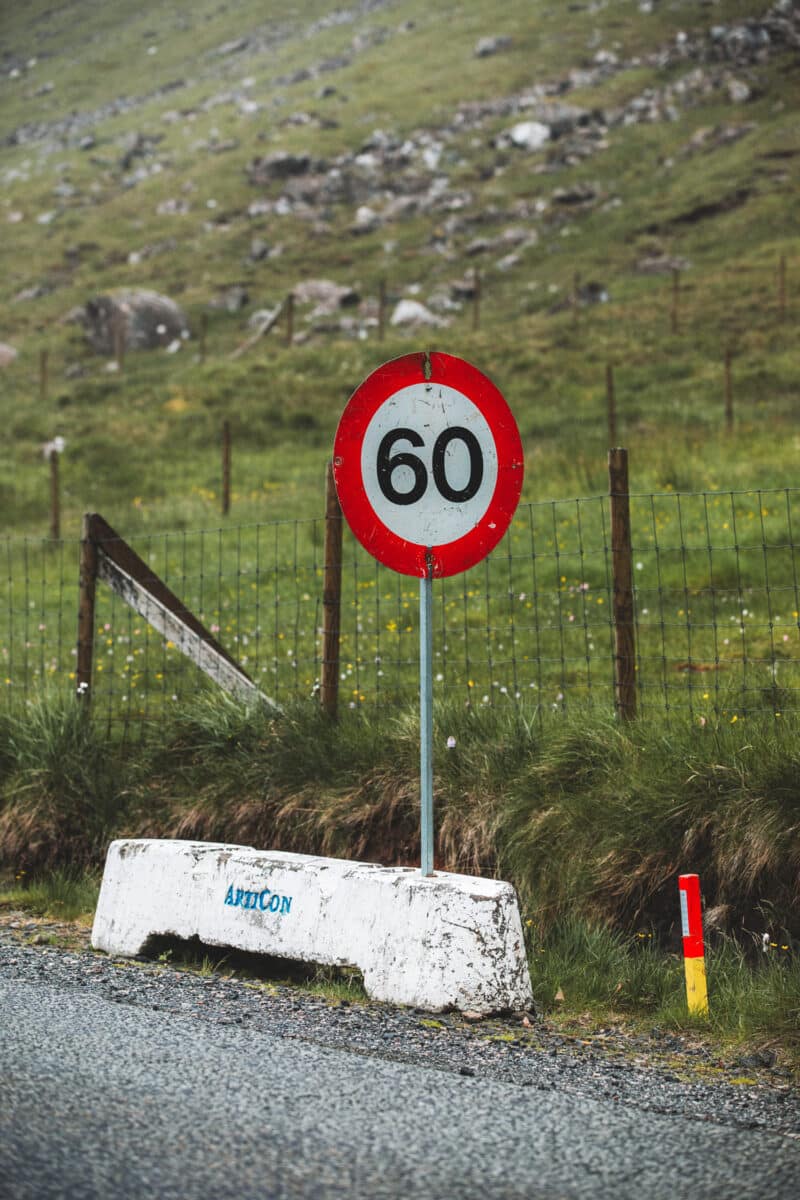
[1,912,798,1139]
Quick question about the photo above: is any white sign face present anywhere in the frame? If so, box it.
[360,382,499,547]
[334,351,523,578]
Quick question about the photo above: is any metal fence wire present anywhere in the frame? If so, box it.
[4,486,800,731]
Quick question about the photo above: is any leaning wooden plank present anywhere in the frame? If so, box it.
[228,300,284,360]
[87,513,277,709]
[97,554,275,705]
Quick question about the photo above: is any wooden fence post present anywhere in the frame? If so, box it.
[779,254,786,321]
[609,447,637,721]
[49,451,60,540]
[724,347,733,432]
[320,461,343,719]
[113,311,126,371]
[286,291,294,348]
[378,278,387,341]
[222,420,231,516]
[39,349,48,403]
[77,513,98,702]
[606,363,616,446]
[671,268,680,335]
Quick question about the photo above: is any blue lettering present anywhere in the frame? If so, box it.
[224,882,293,915]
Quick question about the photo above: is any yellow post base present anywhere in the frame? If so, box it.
[684,954,709,1016]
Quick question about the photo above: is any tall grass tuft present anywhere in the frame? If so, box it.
[0,867,100,922]
[0,688,135,872]
[1,690,799,945]
[496,708,800,940]
[527,916,682,1011]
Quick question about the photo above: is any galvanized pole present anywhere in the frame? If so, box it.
[419,551,434,876]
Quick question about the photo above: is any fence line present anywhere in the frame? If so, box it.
[4,481,800,732]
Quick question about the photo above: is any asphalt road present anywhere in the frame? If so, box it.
[1,977,798,1200]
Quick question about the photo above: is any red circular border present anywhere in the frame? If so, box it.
[333,352,524,578]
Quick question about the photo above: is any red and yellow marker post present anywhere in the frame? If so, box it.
[678,873,709,1016]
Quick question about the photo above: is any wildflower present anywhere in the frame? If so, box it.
[446,736,456,749]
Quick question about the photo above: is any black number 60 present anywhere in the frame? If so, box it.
[377,427,484,506]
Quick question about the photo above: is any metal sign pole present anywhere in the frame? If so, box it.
[419,550,434,876]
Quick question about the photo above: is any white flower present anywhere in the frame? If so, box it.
[446,736,456,749]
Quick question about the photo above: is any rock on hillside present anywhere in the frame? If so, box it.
[76,290,189,355]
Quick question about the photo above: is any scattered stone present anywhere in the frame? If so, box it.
[14,283,50,303]
[506,121,550,151]
[78,289,189,355]
[246,152,312,184]
[465,237,492,256]
[636,254,692,274]
[292,279,360,314]
[577,280,609,305]
[727,78,752,103]
[450,276,479,301]
[496,252,521,271]
[208,138,240,155]
[127,237,177,267]
[681,123,756,155]
[551,183,597,206]
[156,197,190,215]
[249,238,270,262]
[390,299,445,329]
[350,204,381,234]
[475,35,512,58]
[209,284,249,314]
[0,343,18,367]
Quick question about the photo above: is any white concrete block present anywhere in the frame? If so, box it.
[92,840,533,1015]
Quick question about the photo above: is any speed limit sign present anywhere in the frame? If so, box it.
[333,352,524,577]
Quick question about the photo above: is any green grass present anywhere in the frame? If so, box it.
[2,691,798,946]
[0,867,100,922]
[1,0,798,541]
[1,0,798,1058]
[528,916,799,1054]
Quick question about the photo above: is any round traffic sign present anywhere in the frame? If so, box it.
[333,352,524,578]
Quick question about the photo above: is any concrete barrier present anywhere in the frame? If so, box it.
[92,840,533,1015]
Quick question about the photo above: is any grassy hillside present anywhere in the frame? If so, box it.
[0,0,797,540]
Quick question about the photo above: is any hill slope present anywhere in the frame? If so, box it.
[0,0,798,536]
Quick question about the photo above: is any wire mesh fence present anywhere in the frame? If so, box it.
[4,484,800,733]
